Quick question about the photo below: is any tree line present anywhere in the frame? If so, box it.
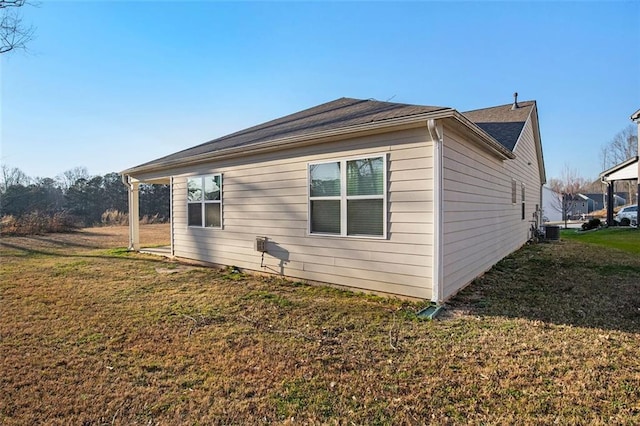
[0,165,169,230]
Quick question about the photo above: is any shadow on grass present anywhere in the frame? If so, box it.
[14,234,105,249]
[0,241,169,264]
[447,242,640,333]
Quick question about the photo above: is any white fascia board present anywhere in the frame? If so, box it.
[121,109,456,177]
[600,157,639,181]
[602,160,639,182]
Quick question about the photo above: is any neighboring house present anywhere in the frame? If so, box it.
[122,96,546,302]
[543,190,627,222]
[566,193,590,219]
[581,192,627,212]
[542,186,563,222]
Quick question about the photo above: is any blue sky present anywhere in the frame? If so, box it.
[1,1,639,182]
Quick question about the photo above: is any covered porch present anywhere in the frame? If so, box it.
[600,156,639,227]
[121,174,173,253]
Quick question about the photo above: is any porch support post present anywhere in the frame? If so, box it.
[606,181,614,227]
[129,181,140,251]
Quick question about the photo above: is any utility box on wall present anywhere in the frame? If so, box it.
[255,236,268,252]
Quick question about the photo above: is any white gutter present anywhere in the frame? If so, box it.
[169,176,174,256]
[122,109,470,177]
[428,119,444,304]
[122,108,515,180]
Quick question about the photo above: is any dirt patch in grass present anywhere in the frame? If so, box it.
[1,227,639,424]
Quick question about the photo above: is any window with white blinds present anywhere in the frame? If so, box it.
[309,155,386,238]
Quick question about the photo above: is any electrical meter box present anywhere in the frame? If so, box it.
[255,236,268,252]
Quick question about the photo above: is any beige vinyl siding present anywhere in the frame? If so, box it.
[441,116,542,300]
[163,128,434,299]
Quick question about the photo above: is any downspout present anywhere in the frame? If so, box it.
[539,184,544,226]
[637,119,640,229]
[169,176,175,256]
[427,119,444,305]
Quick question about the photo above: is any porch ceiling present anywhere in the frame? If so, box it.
[600,157,639,182]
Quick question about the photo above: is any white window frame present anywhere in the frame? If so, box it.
[308,153,387,239]
[187,174,223,229]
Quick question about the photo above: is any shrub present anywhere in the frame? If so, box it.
[581,218,602,231]
[0,211,78,236]
[140,213,167,225]
[101,209,128,226]
[100,210,168,226]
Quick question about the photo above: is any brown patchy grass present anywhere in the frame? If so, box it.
[1,225,639,424]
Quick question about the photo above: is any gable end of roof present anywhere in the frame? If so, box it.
[462,101,535,151]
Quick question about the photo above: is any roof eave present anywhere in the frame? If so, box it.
[122,108,456,176]
[529,104,547,184]
[599,155,639,179]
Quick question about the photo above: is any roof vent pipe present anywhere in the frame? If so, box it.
[512,92,519,110]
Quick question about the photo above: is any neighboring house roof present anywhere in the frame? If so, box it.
[123,97,535,176]
[463,101,535,151]
[581,192,627,202]
[631,108,640,121]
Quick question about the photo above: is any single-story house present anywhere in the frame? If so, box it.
[121,95,546,302]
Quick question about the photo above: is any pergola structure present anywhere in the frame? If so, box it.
[600,156,638,225]
[599,108,640,227]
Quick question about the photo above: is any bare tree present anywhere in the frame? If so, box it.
[604,125,638,167]
[1,0,35,54]
[600,125,639,204]
[56,166,89,191]
[549,165,588,228]
[0,164,30,193]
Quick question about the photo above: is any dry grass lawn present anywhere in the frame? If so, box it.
[1,224,639,424]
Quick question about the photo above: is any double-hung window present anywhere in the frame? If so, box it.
[187,174,222,228]
[308,155,386,238]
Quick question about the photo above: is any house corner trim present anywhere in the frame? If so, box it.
[428,119,444,303]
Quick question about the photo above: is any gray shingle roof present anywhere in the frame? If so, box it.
[463,101,535,151]
[134,97,447,168]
